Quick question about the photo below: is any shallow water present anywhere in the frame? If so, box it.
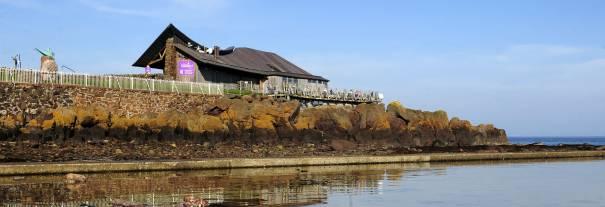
[509,136,605,146]
[0,158,604,206]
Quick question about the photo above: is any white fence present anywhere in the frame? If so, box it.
[0,67,382,103]
[271,85,383,103]
[0,67,224,95]
[226,81,383,103]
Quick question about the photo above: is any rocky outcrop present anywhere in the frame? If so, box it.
[0,96,507,147]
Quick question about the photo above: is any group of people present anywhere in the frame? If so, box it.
[264,84,382,102]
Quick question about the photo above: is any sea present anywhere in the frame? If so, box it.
[0,137,603,207]
[2,158,603,207]
[509,136,605,146]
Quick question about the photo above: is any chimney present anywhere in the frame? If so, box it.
[213,46,220,59]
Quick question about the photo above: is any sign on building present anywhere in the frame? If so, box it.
[178,59,195,76]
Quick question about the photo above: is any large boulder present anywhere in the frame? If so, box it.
[294,106,354,141]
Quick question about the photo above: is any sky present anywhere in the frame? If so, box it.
[0,0,604,136]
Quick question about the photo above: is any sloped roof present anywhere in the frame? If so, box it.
[133,24,328,81]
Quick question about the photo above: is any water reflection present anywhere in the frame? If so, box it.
[0,158,602,206]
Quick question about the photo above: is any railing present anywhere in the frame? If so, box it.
[227,81,383,103]
[0,67,223,95]
[268,85,383,103]
[0,67,382,102]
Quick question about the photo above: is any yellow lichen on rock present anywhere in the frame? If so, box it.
[42,120,55,130]
[51,107,77,127]
[355,103,390,130]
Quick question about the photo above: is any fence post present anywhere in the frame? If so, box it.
[151,79,154,92]
[190,82,193,93]
[109,76,112,88]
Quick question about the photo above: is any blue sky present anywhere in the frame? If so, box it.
[1,0,604,136]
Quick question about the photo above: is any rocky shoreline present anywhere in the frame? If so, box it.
[0,140,602,163]
[0,83,514,163]
[1,93,506,145]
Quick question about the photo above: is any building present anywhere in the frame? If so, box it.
[132,24,329,92]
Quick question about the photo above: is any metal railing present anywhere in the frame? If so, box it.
[266,84,383,103]
[0,67,223,95]
[225,81,382,103]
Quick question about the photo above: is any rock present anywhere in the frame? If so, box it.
[182,195,208,207]
[529,142,545,146]
[111,199,148,207]
[114,149,123,154]
[65,173,86,184]
[0,91,509,151]
[355,103,390,130]
[330,139,356,151]
[241,95,254,103]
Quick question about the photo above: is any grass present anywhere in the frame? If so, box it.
[224,89,253,95]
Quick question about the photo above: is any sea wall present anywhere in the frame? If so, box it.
[1,151,603,175]
[0,82,507,147]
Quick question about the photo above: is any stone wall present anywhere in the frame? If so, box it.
[0,82,220,118]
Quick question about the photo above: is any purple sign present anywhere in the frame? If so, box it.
[144,66,151,73]
[178,59,195,76]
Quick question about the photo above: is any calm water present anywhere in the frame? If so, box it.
[509,136,605,146]
[0,159,604,206]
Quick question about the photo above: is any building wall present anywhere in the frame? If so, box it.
[174,51,264,85]
[199,64,263,84]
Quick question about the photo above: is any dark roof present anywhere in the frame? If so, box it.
[133,24,328,81]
